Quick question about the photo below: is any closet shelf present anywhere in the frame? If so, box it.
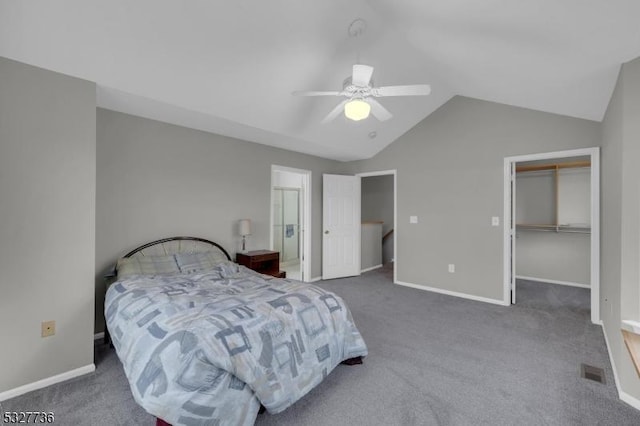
[516,224,591,234]
[516,160,591,173]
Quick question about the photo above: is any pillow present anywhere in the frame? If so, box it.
[116,255,180,278]
[175,251,227,274]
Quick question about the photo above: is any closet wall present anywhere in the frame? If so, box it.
[515,160,591,286]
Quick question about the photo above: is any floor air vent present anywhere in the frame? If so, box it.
[580,364,605,384]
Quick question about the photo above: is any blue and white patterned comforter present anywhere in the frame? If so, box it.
[105,261,367,425]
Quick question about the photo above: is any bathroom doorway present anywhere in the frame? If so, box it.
[270,165,311,281]
[273,187,301,275]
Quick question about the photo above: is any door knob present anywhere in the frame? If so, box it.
[324,230,329,234]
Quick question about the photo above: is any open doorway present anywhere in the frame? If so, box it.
[357,170,397,282]
[270,165,311,282]
[503,148,600,324]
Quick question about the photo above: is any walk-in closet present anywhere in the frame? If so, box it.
[514,155,592,309]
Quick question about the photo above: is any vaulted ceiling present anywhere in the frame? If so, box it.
[1,1,639,161]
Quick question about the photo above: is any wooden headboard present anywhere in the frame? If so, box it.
[123,236,232,261]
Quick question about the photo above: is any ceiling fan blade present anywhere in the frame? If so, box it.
[352,64,374,87]
[321,100,348,124]
[373,84,431,97]
[368,98,393,122]
[292,90,342,97]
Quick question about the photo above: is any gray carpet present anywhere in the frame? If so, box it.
[3,267,640,425]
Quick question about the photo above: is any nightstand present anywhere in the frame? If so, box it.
[236,250,286,278]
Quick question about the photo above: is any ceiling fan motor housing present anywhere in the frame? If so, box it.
[343,76,373,99]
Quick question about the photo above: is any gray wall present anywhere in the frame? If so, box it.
[361,223,382,270]
[601,56,640,401]
[361,175,394,263]
[95,109,341,332]
[344,96,600,301]
[0,57,96,393]
[516,232,590,285]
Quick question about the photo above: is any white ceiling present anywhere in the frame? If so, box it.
[1,1,639,161]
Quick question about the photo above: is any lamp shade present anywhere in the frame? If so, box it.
[344,99,371,121]
[238,219,252,236]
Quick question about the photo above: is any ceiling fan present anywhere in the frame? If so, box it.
[292,64,431,123]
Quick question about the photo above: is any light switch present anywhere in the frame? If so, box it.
[492,216,500,226]
[409,216,418,224]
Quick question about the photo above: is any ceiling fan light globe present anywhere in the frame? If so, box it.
[344,99,371,121]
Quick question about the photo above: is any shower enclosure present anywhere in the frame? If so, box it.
[272,188,301,274]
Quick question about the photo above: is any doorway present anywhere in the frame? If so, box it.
[320,170,397,282]
[273,188,301,270]
[270,166,311,282]
[357,170,397,283]
[503,148,600,324]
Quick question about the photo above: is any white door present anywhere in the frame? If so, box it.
[298,187,305,282]
[510,162,517,304]
[322,174,361,279]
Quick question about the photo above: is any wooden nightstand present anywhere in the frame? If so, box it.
[236,250,286,278]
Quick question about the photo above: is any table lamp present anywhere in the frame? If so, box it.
[238,219,251,253]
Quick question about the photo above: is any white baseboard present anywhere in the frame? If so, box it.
[600,320,621,393]
[621,391,640,411]
[515,275,590,289]
[94,332,105,341]
[0,364,95,402]
[308,276,322,283]
[599,320,640,411]
[361,264,383,273]
[622,320,640,334]
[395,280,508,306]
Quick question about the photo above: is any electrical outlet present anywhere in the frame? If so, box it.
[492,216,500,226]
[409,216,418,224]
[448,264,455,273]
[41,320,56,337]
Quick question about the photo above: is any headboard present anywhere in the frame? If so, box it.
[123,236,232,261]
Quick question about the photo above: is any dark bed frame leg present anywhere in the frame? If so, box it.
[156,418,171,426]
[104,328,114,348]
[341,356,364,366]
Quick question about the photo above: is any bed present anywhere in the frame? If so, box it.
[104,237,368,426]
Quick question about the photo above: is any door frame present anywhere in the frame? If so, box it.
[356,169,397,284]
[503,147,600,323]
[270,165,311,282]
